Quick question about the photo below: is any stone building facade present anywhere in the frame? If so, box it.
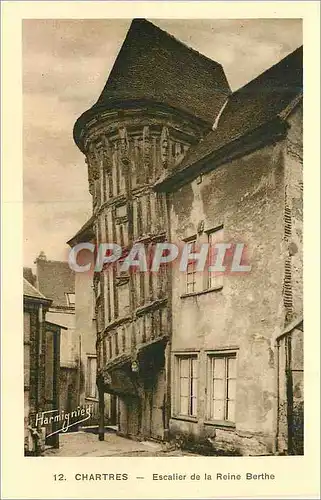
[23,278,61,454]
[34,253,79,414]
[72,19,303,454]
[67,218,118,428]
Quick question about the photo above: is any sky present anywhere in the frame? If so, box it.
[23,18,302,269]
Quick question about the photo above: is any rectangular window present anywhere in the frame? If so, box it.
[176,355,198,418]
[207,353,236,423]
[86,356,98,399]
[207,227,224,289]
[186,239,197,294]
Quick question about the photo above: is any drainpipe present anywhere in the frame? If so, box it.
[37,304,43,412]
[77,333,81,407]
[36,303,44,456]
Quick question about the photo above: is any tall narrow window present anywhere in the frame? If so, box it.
[207,353,236,423]
[207,227,224,289]
[86,356,98,399]
[186,239,197,294]
[176,355,198,417]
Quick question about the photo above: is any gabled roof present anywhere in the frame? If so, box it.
[35,258,75,308]
[155,45,303,190]
[67,215,95,248]
[74,18,231,150]
[23,277,51,303]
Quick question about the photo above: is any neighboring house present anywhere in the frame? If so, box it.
[72,19,303,455]
[23,278,61,455]
[67,217,118,429]
[31,253,79,416]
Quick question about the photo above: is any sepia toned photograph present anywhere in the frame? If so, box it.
[23,17,303,459]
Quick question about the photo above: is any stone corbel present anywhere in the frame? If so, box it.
[102,137,112,173]
[88,144,100,181]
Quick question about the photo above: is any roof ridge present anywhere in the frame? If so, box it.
[134,18,223,70]
[230,45,303,97]
[23,277,48,300]
[155,44,303,190]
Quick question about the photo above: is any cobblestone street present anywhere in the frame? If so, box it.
[44,430,200,457]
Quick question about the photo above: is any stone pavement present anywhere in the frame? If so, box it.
[43,430,200,457]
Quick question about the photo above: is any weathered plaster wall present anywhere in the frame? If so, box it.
[169,140,286,455]
[276,101,303,456]
[75,270,113,424]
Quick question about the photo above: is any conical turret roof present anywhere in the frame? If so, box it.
[74,19,231,150]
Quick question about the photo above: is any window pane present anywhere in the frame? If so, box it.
[190,396,198,416]
[67,293,75,305]
[213,399,224,420]
[191,377,198,396]
[208,354,237,422]
[227,379,236,400]
[180,396,189,415]
[187,262,195,272]
[227,357,236,378]
[189,240,196,252]
[214,357,225,379]
[179,358,189,377]
[191,358,198,378]
[180,377,189,397]
[227,400,235,422]
[213,378,225,399]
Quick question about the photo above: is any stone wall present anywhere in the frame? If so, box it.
[168,139,287,455]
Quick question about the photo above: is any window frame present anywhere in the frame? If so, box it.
[206,350,237,426]
[184,236,197,294]
[65,292,76,308]
[174,353,199,420]
[205,225,224,291]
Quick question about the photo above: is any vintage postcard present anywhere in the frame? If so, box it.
[1,1,320,499]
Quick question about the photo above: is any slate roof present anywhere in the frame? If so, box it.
[36,259,75,308]
[23,267,37,287]
[167,45,303,179]
[23,277,50,302]
[74,18,231,150]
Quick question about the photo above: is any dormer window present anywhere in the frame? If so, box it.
[65,293,75,307]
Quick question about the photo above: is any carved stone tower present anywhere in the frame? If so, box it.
[73,19,230,440]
